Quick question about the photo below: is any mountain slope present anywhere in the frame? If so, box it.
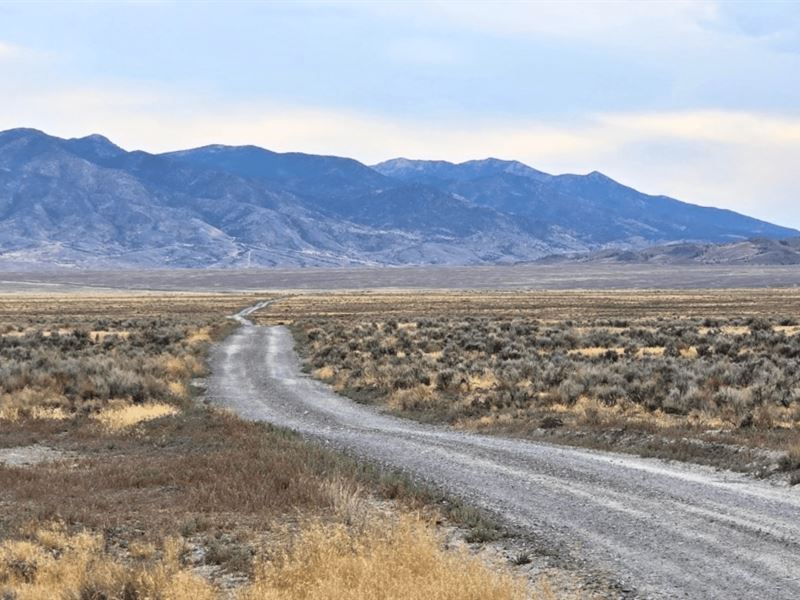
[372,158,795,244]
[161,145,532,241]
[539,237,800,265]
[0,128,794,269]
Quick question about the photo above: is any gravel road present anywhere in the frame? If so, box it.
[207,310,800,599]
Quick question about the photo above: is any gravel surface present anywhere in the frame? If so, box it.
[208,309,800,599]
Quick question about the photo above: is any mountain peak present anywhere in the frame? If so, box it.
[70,133,122,150]
[2,127,46,136]
[63,133,125,161]
[77,133,112,143]
[178,143,272,154]
[0,127,49,145]
[162,143,385,189]
[372,157,454,171]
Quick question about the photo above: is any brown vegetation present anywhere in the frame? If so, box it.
[0,527,215,600]
[279,291,800,476]
[255,289,800,323]
[241,515,528,600]
[0,294,252,420]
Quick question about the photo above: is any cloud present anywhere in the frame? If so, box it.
[1,2,798,231]
[0,41,23,60]
[0,40,52,72]
[364,1,800,54]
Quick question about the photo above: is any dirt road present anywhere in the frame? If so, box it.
[207,311,800,599]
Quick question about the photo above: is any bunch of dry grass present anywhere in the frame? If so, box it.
[92,401,179,431]
[239,515,528,600]
[0,524,215,600]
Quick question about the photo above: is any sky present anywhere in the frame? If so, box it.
[1,0,799,227]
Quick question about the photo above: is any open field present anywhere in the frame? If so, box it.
[256,291,800,476]
[0,294,533,599]
[256,289,800,320]
[4,263,800,292]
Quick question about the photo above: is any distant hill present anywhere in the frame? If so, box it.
[0,128,795,269]
[538,237,800,265]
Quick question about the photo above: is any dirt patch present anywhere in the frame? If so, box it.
[0,445,77,468]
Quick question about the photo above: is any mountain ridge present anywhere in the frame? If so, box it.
[537,237,800,266]
[0,127,794,269]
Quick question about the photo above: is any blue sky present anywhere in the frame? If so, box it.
[1,1,799,227]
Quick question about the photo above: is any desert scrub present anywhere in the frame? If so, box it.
[0,317,228,420]
[0,294,546,596]
[0,293,262,421]
[291,311,800,445]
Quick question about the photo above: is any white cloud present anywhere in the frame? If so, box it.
[596,110,800,145]
[0,41,23,60]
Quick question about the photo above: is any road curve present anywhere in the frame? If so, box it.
[207,314,800,599]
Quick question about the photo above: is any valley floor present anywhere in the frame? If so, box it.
[4,287,800,599]
[4,263,800,292]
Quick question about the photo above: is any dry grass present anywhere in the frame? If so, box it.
[1,515,533,600]
[254,289,800,324]
[0,525,215,600]
[92,402,179,431]
[0,409,382,533]
[239,515,527,600]
[0,406,69,422]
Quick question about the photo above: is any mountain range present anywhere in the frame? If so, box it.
[0,127,795,269]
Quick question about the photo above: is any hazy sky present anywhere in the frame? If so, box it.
[1,1,799,226]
